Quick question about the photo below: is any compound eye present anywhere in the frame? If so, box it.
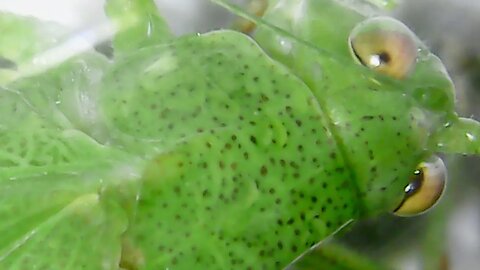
[349,17,418,79]
[394,156,447,217]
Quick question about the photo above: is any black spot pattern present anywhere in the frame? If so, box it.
[103,31,361,269]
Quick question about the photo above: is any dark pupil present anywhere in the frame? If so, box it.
[377,51,391,64]
[405,169,423,197]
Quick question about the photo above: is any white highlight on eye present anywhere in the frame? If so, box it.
[404,184,414,193]
[368,54,382,67]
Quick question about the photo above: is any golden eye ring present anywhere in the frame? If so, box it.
[349,17,418,79]
[394,156,447,217]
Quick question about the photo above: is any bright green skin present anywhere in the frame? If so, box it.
[252,0,456,216]
[0,0,478,269]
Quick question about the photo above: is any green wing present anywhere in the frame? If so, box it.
[0,108,137,269]
[0,3,167,268]
[0,175,125,270]
[0,12,140,268]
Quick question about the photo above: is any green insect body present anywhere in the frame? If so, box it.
[0,0,479,269]
[251,0,456,216]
